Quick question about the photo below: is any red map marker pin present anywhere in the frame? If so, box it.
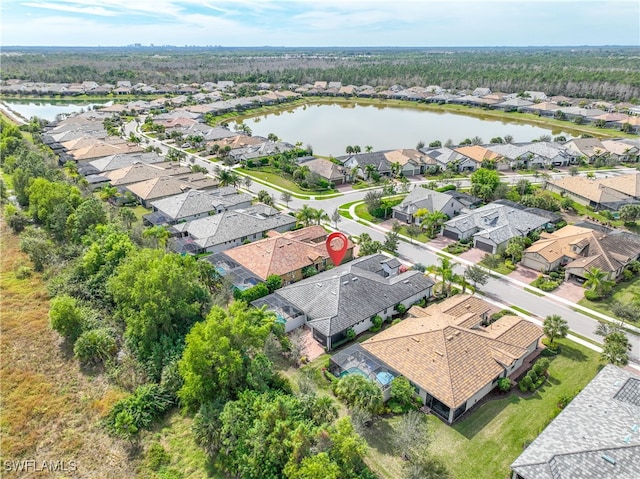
[326,232,349,266]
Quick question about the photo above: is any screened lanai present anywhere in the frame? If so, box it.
[329,343,397,390]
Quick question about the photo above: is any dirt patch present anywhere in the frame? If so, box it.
[0,221,135,478]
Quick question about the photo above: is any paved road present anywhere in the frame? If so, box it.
[129,121,640,362]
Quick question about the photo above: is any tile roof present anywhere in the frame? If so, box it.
[361,295,542,409]
[105,162,191,186]
[298,157,347,181]
[125,174,218,201]
[511,365,640,479]
[393,188,464,217]
[171,205,296,251]
[261,254,434,336]
[87,152,164,173]
[549,175,638,206]
[454,145,501,163]
[219,226,353,280]
[149,188,252,222]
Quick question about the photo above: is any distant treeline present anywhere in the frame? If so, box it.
[2,46,639,101]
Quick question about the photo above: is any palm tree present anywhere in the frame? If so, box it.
[428,257,456,297]
[312,208,329,225]
[346,145,354,154]
[420,211,448,238]
[601,331,631,366]
[365,145,373,153]
[218,170,240,187]
[280,191,292,207]
[364,164,377,181]
[390,162,402,178]
[542,314,569,345]
[350,166,360,182]
[99,185,118,201]
[583,267,612,297]
[353,145,361,154]
[295,204,315,227]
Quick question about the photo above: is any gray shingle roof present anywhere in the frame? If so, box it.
[261,254,434,336]
[87,152,164,173]
[511,365,640,479]
[393,188,463,217]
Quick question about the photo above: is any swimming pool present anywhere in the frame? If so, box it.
[339,367,370,380]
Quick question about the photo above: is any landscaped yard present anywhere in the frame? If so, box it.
[361,338,602,479]
[578,275,640,326]
[397,225,430,243]
[237,167,339,197]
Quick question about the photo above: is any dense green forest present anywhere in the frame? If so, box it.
[2,46,639,101]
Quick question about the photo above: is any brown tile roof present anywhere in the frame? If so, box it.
[126,174,218,201]
[105,162,191,186]
[454,145,501,163]
[362,295,542,409]
[599,173,640,198]
[384,149,427,166]
[549,176,634,204]
[220,226,354,280]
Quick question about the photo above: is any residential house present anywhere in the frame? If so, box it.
[331,295,542,423]
[104,162,191,187]
[564,138,608,163]
[78,152,165,175]
[339,151,392,179]
[125,174,219,207]
[522,223,640,281]
[252,254,434,349]
[383,149,428,176]
[230,141,295,163]
[144,187,252,226]
[392,187,464,224]
[210,225,354,287]
[601,140,640,163]
[546,175,639,211]
[420,147,477,173]
[297,156,348,185]
[170,204,296,254]
[442,203,552,253]
[455,145,506,170]
[511,365,640,479]
[487,142,573,169]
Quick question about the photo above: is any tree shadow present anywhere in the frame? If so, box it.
[361,418,396,456]
[547,376,560,385]
[557,342,587,362]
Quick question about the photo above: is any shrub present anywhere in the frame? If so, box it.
[235,282,270,303]
[584,289,602,301]
[146,443,171,471]
[527,369,538,383]
[532,362,544,377]
[536,357,550,374]
[15,265,32,279]
[519,376,533,392]
[395,303,407,315]
[371,315,383,332]
[105,383,173,438]
[332,374,383,414]
[412,263,427,272]
[504,259,517,271]
[497,377,511,392]
[623,269,634,281]
[74,328,117,365]
[345,328,356,341]
[557,394,573,410]
[49,294,86,343]
[389,376,418,413]
[391,318,402,325]
[435,184,456,192]
[549,271,560,280]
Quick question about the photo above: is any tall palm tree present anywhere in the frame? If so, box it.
[428,257,456,297]
[390,162,402,177]
[421,211,448,238]
[345,145,354,154]
[542,314,569,345]
[295,204,315,227]
[312,208,329,225]
[365,145,373,153]
[364,164,377,181]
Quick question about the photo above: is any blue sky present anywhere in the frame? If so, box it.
[2,0,639,47]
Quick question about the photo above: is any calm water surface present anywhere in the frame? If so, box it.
[241,103,575,156]
[2,100,112,122]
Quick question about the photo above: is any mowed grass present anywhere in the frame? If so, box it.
[0,221,134,478]
[238,167,338,197]
[362,338,602,479]
[578,275,640,326]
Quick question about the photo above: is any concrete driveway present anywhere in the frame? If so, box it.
[553,281,587,303]
[508,265,540,284]
[458,247,486,265]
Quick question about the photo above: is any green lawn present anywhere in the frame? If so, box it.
[237,167,339,197]
[362,338,602,479]
[398,225,430,243]
[354,203,381,223]
[480,260,514,276]
[578,275,640,325]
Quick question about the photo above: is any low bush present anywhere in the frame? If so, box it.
[74,328,117,365]
[105,383,173,438]
[527,369,538,383]
[371,315,383,332]
[497,377,511,392]
[584,289,603,301]
[531,275,561,292]
[519,376,533,392]
[395,304,407,315]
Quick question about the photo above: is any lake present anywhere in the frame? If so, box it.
[1,100,113,122]
[240,102,575,156]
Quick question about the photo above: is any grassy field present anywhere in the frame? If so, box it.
[0,221,136,478]
[578,276,640,324]
[361,338,602,479]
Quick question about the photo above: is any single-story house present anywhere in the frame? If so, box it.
[252,254,434,349]
[420,147,478,172]
[124,174,219,207]
[209,225,354,286]
[169,204,296,254]
[442,203,552,253]
[339,151,392,179]
[522,223,640,280]
[332,295,542,423]
[455,145,506,170]
[487,142,573,169]
[383,149,429,176]
[546,175,639,211]
[563,138,608,163]
[511,365,640,479]
[144,187,252,226]
[104,162,191,187]
[297,156,349,185]
[79,152,165,175]
[392,187,464,224]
